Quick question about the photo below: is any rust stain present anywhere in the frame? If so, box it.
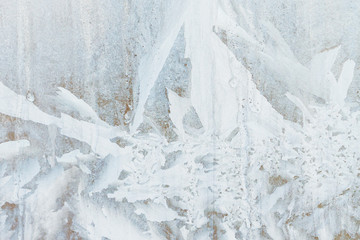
[285,214,298,225]
[65,214,84,240]
[334,231,360,240]
[7,131,15,141]
[317,203,325,208]
[1,202,17,211]
[269,175,288,187]
[163,223,173,240]
[212,224,218,240]
[1,202,19,231]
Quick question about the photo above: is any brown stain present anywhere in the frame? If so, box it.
[1,202,17,211]
[59,67,136,128]
[163,223,173,240]
[206,211,228,240]
[96,94,111,108]
[260,226,272,239]
[340,188,350,196]
[59,75,84,100]
[334,231,360,240]
[60,73,131,127]
[285,215,298,225]
[212,224,218,240]
[0,114,17,124]
[165,198,188,217]
[11,217,19,231]
[154,118,178,142]
[269,175,288,187]
[1,202,19,231]
[206,221,219,240]
[305,212,311,217]
[317,203,325,208]
[96,74,134,126]
[158,120,170,132]
[206,211,228,219]
[7,131,16,141]
[65,214,83,240]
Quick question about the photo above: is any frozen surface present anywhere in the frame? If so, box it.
[0,0,360,239]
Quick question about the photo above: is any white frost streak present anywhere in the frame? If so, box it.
[0,140,30,159]
[184,0,219,133]
[131,0,190,132]
[0,82,124,158]
[185,0,285,137]
[0,82,58,126]
[60,113,124,158]
[167,88,191,137]
[286,92,313,121]
[309,46,341,100]
[330,59,356,106]
[56,87,109,127]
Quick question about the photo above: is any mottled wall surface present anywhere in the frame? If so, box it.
[0,0,359,239]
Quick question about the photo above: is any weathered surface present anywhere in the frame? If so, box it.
[0,0,359,239]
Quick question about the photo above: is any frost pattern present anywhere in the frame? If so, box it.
[0,0,360,239]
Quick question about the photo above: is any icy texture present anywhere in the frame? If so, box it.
[0,0,360,239]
